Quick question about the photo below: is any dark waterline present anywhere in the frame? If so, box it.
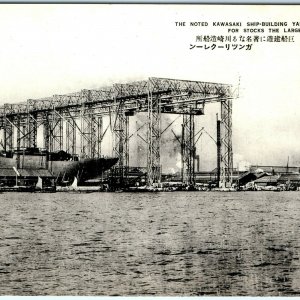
[0,191,299,295]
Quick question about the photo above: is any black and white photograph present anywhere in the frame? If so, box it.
[0,3,300,296]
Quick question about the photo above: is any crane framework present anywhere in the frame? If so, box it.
[0,77,236,187]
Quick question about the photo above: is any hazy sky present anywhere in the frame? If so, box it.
[0,5,299,171]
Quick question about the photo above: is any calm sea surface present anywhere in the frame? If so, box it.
[0,191,300,296]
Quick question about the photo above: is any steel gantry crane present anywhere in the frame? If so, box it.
[0,77,236,188]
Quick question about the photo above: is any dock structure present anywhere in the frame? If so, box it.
[0,77,236,188]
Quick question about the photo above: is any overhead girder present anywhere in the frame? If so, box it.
[28,97,53,112]
[0,78,233,119]
[150,77,232,96]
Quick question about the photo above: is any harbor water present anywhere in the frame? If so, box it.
[0,191,300,296]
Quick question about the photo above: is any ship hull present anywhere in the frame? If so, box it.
[0,154,118,184]
[49,157,118,183]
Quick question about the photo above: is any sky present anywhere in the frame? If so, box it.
[0,4,299,171]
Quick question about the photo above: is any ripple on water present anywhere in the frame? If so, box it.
[0,191,300,295]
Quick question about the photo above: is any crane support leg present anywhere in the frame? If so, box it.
[181,114,195,186]
[49,112,63,152]
[27,114,37,148]
[91,116,103,158]
[4,116,13,152]
[113,100,129,186]
[220,99,233,187]
[147,83,161,186]
[66,119,77,156]
[217,118,221,186]
[80,108,103,159]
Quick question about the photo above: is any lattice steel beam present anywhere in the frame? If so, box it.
[48,111,63,152]
[0,78,233,119]
[181,114,195,186]
[43,119,50,169]
[217,118,221,186]
[66,118,77,156]
[0,78,235,185]
[114,81,149,98]
[52,93,82,108]
[21,123,27,148]
[220,99,233,187]
[80,91,94,158]
[16,116,21,168]
[3,103,27,115]
[8,114,30,167]
[81,113,103,158]
[26,113,37,148]
[28,97,53,112]
[85,87,115,104]
[3,116,13,152]
[113,96,129,186]
[150,77,232,97]
[147,79,161,186]
[92,116,103,158]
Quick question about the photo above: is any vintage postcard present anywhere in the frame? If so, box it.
[0,3,300,296]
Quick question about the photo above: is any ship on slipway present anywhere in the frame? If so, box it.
[0,147,118,185]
